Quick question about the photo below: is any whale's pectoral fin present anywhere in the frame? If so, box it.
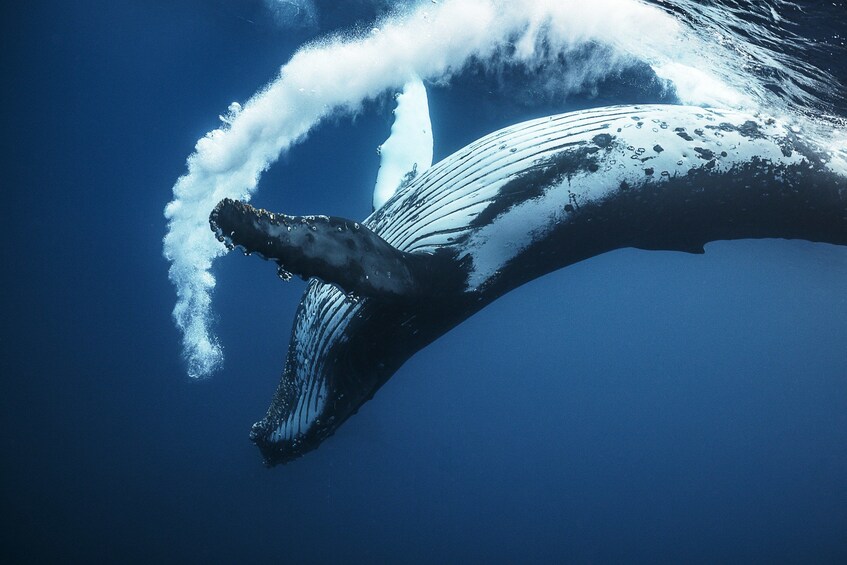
[210,198,432,299]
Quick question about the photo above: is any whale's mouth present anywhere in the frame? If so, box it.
[208,198,469,465]
[209,198,444,465]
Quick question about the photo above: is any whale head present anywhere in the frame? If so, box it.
[210,198,470,465]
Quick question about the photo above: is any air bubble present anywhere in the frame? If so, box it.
[277,266,293,282]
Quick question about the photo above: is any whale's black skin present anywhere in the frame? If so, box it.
[210,104,847,466]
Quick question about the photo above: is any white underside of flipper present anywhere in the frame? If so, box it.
[373,77,434,210]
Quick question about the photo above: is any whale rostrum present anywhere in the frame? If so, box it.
[210,104,847,465]
[210,199,439,299]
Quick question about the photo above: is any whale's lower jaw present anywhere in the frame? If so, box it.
[212,105,847,465]
[251,417,334,466]
[245,283,477,466]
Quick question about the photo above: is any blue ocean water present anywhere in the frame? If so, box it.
[2,0,846,562]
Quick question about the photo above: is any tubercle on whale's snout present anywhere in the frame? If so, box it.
[209,198,281,255]
[209,199,235,249]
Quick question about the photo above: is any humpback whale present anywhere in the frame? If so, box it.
[209,104,847,465]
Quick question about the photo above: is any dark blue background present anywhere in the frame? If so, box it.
[2,1,846,562]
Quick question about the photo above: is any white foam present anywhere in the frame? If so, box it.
[652,62,750,109]
[373,77,433,209]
